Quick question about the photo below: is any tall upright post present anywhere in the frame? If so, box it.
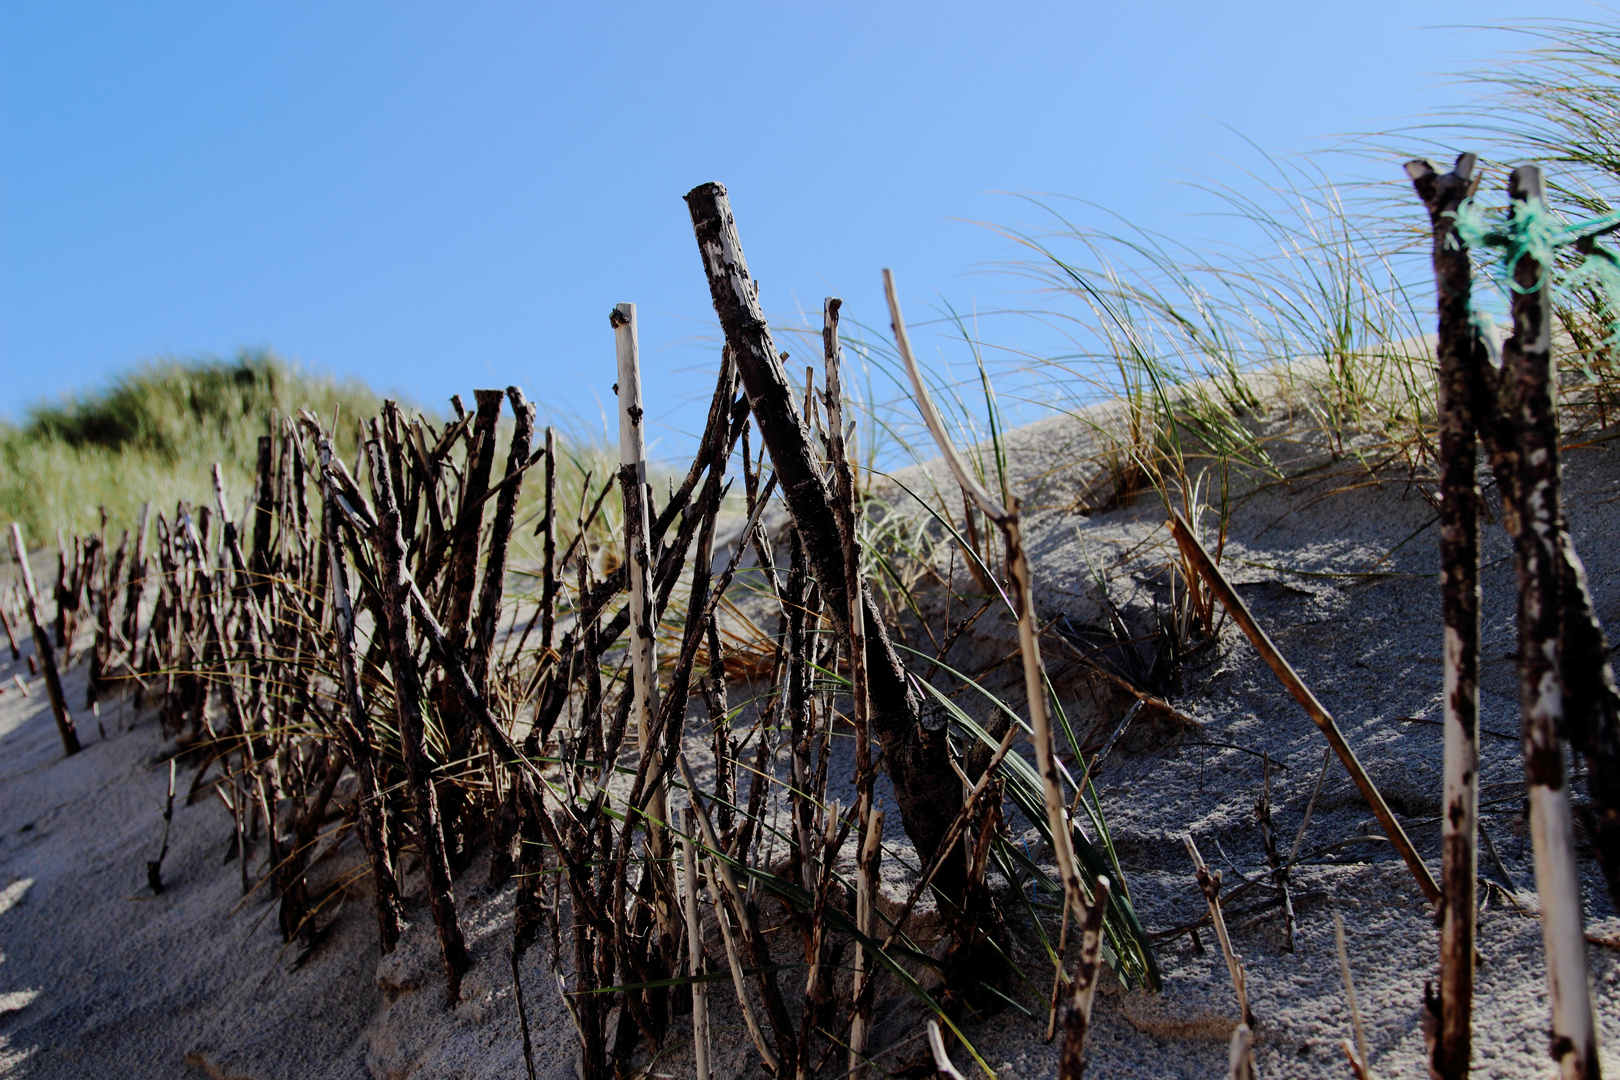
[613,303,670,905]
[9,524,80,756]
[1504,165,1600,1080]
[1407,153,1483,1080]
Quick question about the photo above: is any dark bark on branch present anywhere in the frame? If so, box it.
[684,181,962,885]
[541,427,557,652]
[249,436,275,602]
[8,526,80,755]
[302,417,406,951]
[471,387,534,692]
[1502,166,1598,1080]
[1408,153,1482,1080]
[363,424,468,1003]
[443,391,504,725]
[120,502,151,655]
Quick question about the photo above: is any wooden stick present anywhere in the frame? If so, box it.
[1185,835,1250,1028]
[849,803,884,1080]
[1407,152,1482,1080]
[1057,875,1110,1079]
[886,269,1108,1050]
[927,1020,968,1080]
[146,758,176,893]
[120,502,151,652]
[470,386,535,693]
[443,391,504,714]
[1228,1023,1255,1080]
[1503,165,1600,1080]
[681,808,711,1080]
[685,184,965,892]
[540,426,558,653]
[1166,511,1441,906]
[8,524,79,755]
[824,297,875,824]
[249,435,275,602]
[51,529,69,650]
[1255,760,1295,953]
[363,424,469,1003]
[511,945,537,1080]
[612,301,674,945]
[0,602,19,662]
[677,754,780,1074]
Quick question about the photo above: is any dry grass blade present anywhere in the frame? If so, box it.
[1335,911,1373,1080]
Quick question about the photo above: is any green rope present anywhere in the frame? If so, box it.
[1445,193,1620,349]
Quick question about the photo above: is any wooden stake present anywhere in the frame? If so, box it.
[470,386,535,692]
[1503,165,1600,1080]
[613,301,674,943]
[824,297,874,827]
[1186,835,1250,1027]
[685,184,966,892]
[8,524,79,755]
[540,426,558,653]
[249,435,275,602]
[1407,152,1483,1080]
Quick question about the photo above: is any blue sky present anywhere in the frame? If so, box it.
[0,2,1601,451]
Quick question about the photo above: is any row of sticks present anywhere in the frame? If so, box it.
[9,169,1618,1078]
[0,184,1136,1079]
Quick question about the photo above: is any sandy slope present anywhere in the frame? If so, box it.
[1,403,1618,1078]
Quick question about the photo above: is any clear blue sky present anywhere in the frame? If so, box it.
[0,2,1599,451]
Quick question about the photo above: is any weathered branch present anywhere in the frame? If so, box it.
[1407,152,1482,1080]
[363,422,468,1003]
[9,524,80,756]
[685,181,964,889]
[1502,165,1599,1080]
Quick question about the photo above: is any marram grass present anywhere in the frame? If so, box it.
[1,350,381,541]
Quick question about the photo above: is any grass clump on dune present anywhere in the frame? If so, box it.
[0,350,382,540]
